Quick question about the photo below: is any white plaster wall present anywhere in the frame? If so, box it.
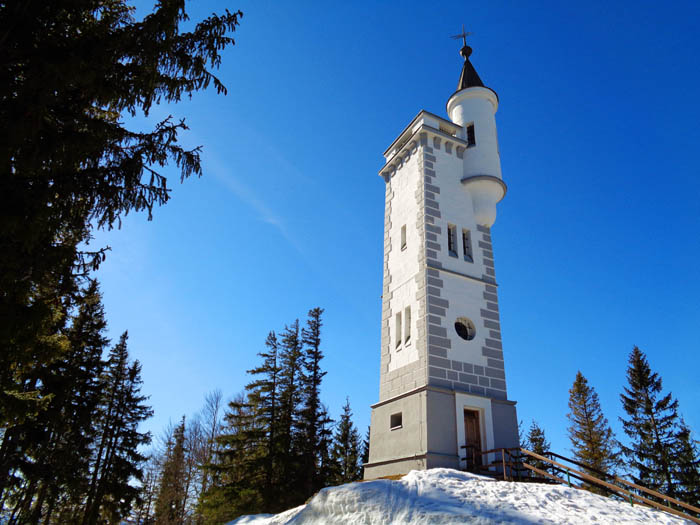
[439,273,489,367]
[387,151,421,372]
[429,148,488,279]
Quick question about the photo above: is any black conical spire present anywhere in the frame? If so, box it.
[450,26,485,91]
[457,44,484,90]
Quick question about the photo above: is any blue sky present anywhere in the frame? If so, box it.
[93,0,700,456]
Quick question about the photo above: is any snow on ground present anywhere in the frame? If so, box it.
[229,468,692,525]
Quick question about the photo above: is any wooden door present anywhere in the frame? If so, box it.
[464,409,482,470]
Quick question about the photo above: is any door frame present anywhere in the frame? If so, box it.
[455,393,495,470]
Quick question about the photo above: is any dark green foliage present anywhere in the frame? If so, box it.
[200,309,346,522]
[277,320,304,479]
[523,420,551,474]
[1,1,239,521]
[620,347,700,505]
[198,395,261,524]
[315,405,335,489]
[0,281,107,523]
[82,332,153,525]
[361,426,370,473]
[567,371,619,483]
[299,308,334,494]
[1,303,153,524]
[330,399,362,485]
[239,332,284,510]
[29,282,110,521]
[0,0,241,430]
[674,419,700,506]
[155,417,188,525]
[620,347,681,498]
[0,276,72,498]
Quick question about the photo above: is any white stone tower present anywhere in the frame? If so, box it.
[364,39,519,479]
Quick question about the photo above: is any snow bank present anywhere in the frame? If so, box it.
[228,468,691,524]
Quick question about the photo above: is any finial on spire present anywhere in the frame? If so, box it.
[450,24,472,47]
[450,25,485,91]
[450,25,473,58]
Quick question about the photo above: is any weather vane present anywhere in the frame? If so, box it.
[450,24,472,47]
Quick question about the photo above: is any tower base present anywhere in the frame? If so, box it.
[364,385,518,480]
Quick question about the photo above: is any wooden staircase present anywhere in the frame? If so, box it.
[461,446,700,524]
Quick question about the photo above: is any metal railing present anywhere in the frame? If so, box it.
[460,446,700,524]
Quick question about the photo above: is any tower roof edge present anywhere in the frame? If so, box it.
[382,110,459,158]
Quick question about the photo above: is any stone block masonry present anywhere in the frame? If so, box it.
[420,148,507,401]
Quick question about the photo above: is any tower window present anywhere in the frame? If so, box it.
[401,224,407,251]
[455,317,476,341]
[466,124,476,147]
[404,306,411,345]
[462,229,473,262]
[395,312,402,349]
[390,412,403,430]
[447,224,458,257]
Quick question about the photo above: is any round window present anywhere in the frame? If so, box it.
[454,317,476,341]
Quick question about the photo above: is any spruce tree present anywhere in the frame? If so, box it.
[199,394,260,524]
[0,278,72,503]
[0,0,242,435]
[299,308,332,494]
[244,331,283,509]
[673,419,700,506]
[620,347,681,498]
[277,320,305,505]
[35,281,110,523]
[316,404,335,488]
[155,417,188,525]
[524,421,551,475]
[361,426,371,472]
[199,332,286,521]
[567,371,619,482]
[83,332,152,525]
[200,313,333,521]
[0,280,108,523]
[330,399,362,484]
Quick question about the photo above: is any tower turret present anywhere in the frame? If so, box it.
[446,44,505,227]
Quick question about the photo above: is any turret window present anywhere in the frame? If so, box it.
[400,224,407,250]
[448,224,458,257]
[466,123,476,147]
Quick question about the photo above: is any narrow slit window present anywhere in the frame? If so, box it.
[390,412,403,430]
[466,124,476,147]
[404,306,411,345]
[448,224,458,257]
[462,229,473,262]
[395,312,402,349]
[401,224,407,250]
